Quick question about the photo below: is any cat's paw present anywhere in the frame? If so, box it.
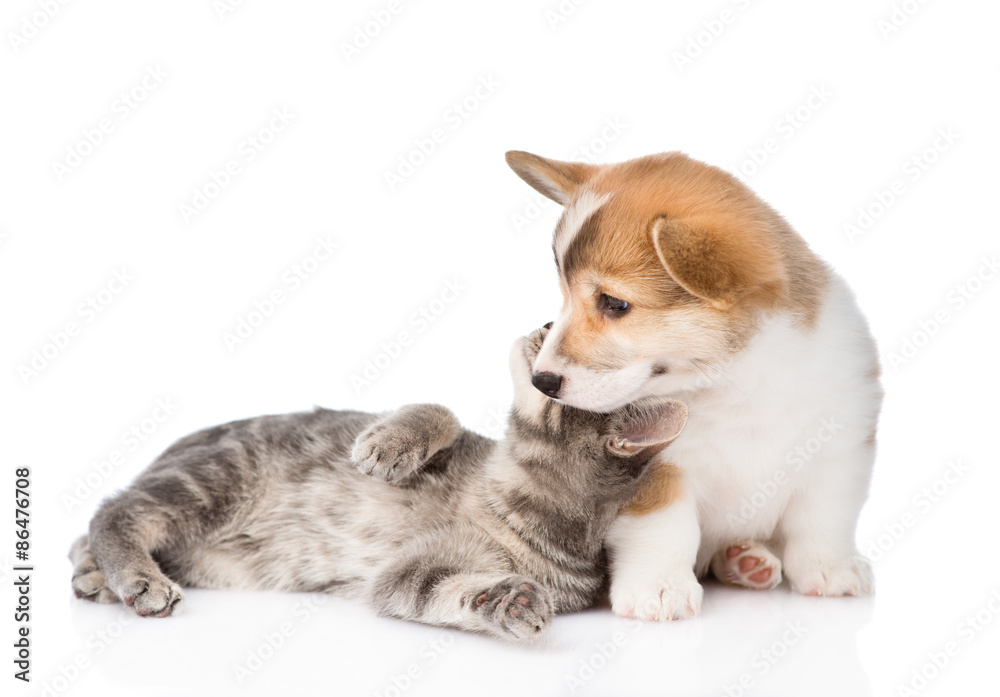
[115,572,184,617]
[474,577,553,640]
[610,568,703,621]
[784,553,873,597]
[352,423,431,483]
[69,536,120,604]
[72,565,120,604]
[711,542,783,590]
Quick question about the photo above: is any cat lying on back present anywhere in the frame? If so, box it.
[70,328,687,640]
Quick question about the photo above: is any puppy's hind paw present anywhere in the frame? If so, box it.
[711,542,783,591]
[785,554,873,597]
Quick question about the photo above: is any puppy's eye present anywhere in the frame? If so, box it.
[599,293,631,316]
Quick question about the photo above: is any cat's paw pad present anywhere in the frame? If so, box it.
[351,425,429,483]
[711,542,783,590]
[785,555,873,597]
[610,569,703,621]
[72,565,120,604]
[476,578,553,640]
[119,575,184,617]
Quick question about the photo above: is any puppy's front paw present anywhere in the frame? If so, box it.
[474,577,553,641]
[784,554,873,597]
[351,424,429,483]
[610,568,703,621]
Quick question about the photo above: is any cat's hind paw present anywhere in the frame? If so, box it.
[117,572,184,617]
[474,577,553,641]
[69,535,119,604]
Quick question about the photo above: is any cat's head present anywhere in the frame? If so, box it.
[506,326,688,488]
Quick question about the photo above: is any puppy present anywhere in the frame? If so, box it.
[506,150,882,619]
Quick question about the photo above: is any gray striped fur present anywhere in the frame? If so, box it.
[70,329,687,640]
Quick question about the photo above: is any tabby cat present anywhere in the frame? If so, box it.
[70,328,686,640]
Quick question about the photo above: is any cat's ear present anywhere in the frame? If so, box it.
[607,399,688,457]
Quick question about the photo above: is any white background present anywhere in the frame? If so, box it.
[2,1,998,695]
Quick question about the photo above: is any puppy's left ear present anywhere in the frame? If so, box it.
[607,400,688,457]
[505,151,597,205]
[652,216,789,311]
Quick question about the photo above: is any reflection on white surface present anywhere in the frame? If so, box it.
[50,579,877,697]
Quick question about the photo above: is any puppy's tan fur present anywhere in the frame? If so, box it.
[507,149,881,613]
[624,462,684,516]
[508,151,831,434]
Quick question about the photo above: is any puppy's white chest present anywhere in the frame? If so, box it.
[670,315,828,543]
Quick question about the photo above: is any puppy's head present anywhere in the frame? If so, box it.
[507,150,819,411]
[508,327,687,479]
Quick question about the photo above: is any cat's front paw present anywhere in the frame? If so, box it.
[610,568,703,621]
[474,577,553,641]
[351,423,430,483]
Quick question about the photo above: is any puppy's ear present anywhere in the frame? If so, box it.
[607,399,688,457]
[652,216,788,311]
[505,151,597,205]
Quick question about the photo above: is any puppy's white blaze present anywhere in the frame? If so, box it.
[531,307,570,377]
[553,189,611,266]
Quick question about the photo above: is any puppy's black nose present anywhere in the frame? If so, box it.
[542,321,554,330]
[531,371,562,398]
